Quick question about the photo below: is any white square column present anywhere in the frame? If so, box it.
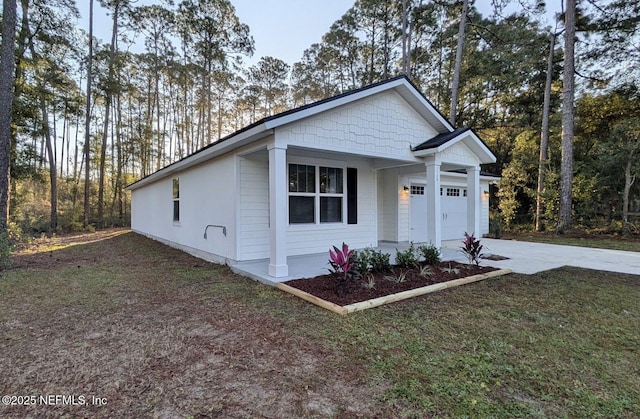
[268,144,288,277]
[425,161,441,247]
[466,166,481,237]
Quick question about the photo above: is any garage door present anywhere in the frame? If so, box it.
[410,185,468,242]
[441,187,467,240]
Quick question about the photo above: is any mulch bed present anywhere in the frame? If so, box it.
[285,261,498,306]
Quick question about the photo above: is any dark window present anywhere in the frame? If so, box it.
[289,164,315,193]
[447,188,461,197]
[347,168,357,224]
[288,164,345,225]
[320,167,343,193]
[289,196,315,224]
[172,178,180,222]
[173,200,180,222]
[320,197,342,223]
[411,185,424,195]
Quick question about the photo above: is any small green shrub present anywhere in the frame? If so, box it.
[489,213,503,238]
[418,265,432,278]
[369,248,392,273]
[395,242,420,269]
[351,248,373,276]
[440,263,460,275]
[417,243,441,265]
[384,270,407,283]
[362,274,376,289]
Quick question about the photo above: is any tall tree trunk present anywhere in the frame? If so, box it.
[0,0,17,231]
[84,0,94,228]
[558,0,576,233]
[536,33,556,232]
[369,20,376,84]
[402,0,409,76]
[449,0,469,126]
[60,103,67,178]
[98,0,119,227]
[622,159,635,235]
[41,98,58,231]
[25,20,58,231]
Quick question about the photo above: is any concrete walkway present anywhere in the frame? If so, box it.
[232,239,640,285]
[470,238,640,276]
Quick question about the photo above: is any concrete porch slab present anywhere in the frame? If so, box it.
[231,238,640,285]
[231,241,468,285]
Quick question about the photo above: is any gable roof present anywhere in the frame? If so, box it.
[127,76,483,190]
[413,127,471,150]
[412,127,496,164]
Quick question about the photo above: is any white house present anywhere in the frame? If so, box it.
[126,76,497,278]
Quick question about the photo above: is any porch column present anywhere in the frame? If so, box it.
[466,166,481,237]
[268,144,288,277]
[425,161,441,247]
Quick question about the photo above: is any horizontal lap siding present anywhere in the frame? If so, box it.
[238,158,269,260]
[131,154,237,261]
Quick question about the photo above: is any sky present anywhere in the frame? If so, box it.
[78,0,562,67]
[77,0,354,66]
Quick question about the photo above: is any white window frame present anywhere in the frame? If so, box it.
[288,159,347,228]
[172,177,180,224]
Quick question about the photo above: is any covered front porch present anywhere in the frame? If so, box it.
[231,241,468,285]
[261,127,495,279]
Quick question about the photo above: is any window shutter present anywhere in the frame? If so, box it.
[347,168,357,224]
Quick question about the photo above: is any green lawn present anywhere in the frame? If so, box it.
[1,230,638,418]
[502,232,640,252]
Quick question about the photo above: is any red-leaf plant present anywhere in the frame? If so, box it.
[329,242,354,297]
[461,232,484,265]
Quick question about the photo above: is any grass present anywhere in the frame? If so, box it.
[1,230,639,418]
[502,232,640,252]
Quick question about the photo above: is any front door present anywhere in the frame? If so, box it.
[409,184,428,242]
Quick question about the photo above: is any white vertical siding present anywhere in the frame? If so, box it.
[398,175,410,242]
[238,157,270,260]
[380,168,399,242]
[481,180,490,236]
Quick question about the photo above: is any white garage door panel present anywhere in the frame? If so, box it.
[441,187,467,240]
[410,185,468,242]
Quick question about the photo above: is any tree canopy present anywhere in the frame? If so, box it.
[0,0,639,237]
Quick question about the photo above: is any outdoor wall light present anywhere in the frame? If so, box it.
[403,185,409,191]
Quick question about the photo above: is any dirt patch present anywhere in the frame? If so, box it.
[285,261,498,306]
[0,230,393,418]
[482,254,510,261]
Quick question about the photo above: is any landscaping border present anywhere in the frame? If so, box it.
[276,268,513,315]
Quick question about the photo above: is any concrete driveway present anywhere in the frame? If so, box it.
[459,238,640,275]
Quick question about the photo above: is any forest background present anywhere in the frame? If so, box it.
[0,0,639,250]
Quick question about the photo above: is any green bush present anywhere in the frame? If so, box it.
[351,248,373,276]
[0,231,12,270]
[369,248,392,273]
[418,243,441,265]
[395,242,420,269]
